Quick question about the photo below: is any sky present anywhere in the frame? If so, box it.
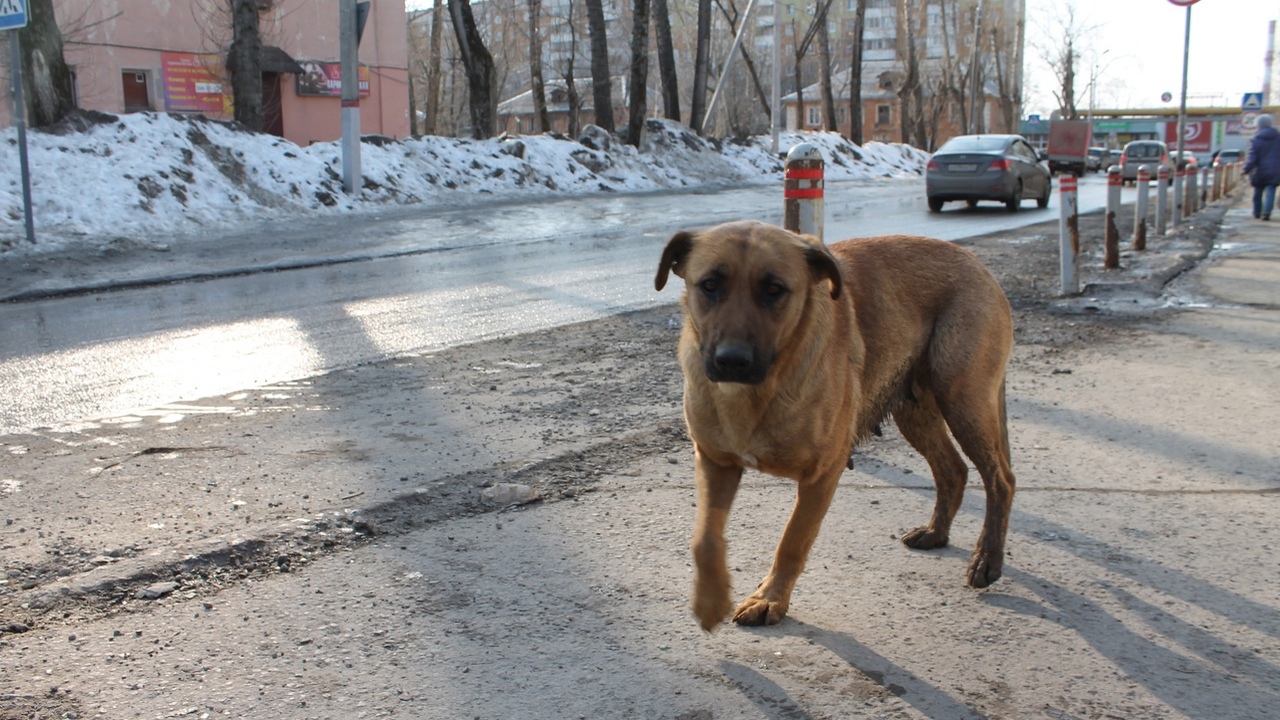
[0,114,926,256]
[1024,0,1278,115]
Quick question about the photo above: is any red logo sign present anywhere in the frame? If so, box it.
[1164,121,1212,152]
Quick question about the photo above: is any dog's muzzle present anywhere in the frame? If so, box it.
[705,341,769,385]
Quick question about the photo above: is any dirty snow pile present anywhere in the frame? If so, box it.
[0,112,928,254]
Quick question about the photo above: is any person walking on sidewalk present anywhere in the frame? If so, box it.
[1244,113,1280,220]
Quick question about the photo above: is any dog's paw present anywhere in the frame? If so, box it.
[731,595,788,626]
[692,585,734,631]
[966,552,1003,588]
[901,526,949,550]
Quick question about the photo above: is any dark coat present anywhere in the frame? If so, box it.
[1245,126,1280,187]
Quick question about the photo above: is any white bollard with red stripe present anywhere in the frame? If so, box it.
[1134,165,1149,251]
[1058,174,1079,295]
[784,143,824,241]
[1156,164,1169,236]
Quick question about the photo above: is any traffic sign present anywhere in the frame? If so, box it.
[1242,111,1261,131]
[1243,93,1264,111]
[1167,0,1199,5]
[0,0,27,31]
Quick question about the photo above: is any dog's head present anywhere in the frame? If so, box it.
[655,221,842,385]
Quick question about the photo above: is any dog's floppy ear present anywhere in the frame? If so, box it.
[655,231,694,291]
[804,242,843,299]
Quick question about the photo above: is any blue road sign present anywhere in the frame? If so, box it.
[1243,93,1264,111]
[0,0,27,31]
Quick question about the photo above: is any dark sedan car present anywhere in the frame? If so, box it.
[926,134,1052,212]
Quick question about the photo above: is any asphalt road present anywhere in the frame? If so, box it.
[0,175,1128,435]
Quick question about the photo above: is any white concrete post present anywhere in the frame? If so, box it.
[784,143,824,241]
[1134,165,1149,251]
[1105,166,1122,269]
[1058,174,1079,295]
[1156,165,1169,236]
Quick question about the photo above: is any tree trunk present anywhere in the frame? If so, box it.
[625,0,650,146]
[689,0,711,133]
[817,8,836,131]
[448,0,498,139]
[424,0,444,135]
[528,0,551,132]
[226,0,263,132]
[18,0,77,127]
[584,0,614,132]
[848,0,865,143]
[652,0,679,121]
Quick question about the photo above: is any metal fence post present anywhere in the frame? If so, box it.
[1059,174,1079,295]
[1186,162,1198,215]
[1105,166,1122,269]
[784,143,824,241]
[1134,165,1149,251]
[1156,164,1169,236]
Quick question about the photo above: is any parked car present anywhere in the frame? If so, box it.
[1086,147,1108,173]
[1171,150,1197,170]
[1212,148,1243,167]
[1119,140,1170,184]
[925,134,1052,213]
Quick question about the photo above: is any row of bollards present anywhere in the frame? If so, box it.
[1060,160,1241,295]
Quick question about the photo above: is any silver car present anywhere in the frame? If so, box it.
[926,134,1052,212]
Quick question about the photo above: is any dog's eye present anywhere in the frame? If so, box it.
[763,282,787,298]
[699,278,719,295]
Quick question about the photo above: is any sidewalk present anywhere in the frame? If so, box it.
[2,194,1278,718]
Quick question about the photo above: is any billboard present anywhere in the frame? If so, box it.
[1163,120,1212,152]
[161,52,231,116]
[295,62,371,98]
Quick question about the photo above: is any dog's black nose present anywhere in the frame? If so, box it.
[707,343,761,383]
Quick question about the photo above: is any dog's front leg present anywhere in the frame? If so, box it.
[691,449,743,631]
[733,467,841,626]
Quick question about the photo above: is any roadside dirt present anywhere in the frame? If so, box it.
[6,202,1265,720]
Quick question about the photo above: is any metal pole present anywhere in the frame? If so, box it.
[1156,164,1169,236]
[9,32,35,244]
[1105,165,1121,269]
[1058,174,1079,295]
[340,0,361,194]
[704,0,759,132]
[783,143,824,241]
[770,0,781,154]
[1172,5,1191,227]
[1134,165,1149,251]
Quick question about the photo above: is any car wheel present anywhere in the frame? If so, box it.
[928,197,944,213]
[1036,181,1050,209]
[1006,182,1022,212]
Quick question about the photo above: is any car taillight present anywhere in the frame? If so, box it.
[988,158,1011,171]
[927,159,939,171]
[1120,154,1127,167]
[1162,154,1169,166]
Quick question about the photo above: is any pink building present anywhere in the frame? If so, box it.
[5,0,410,146]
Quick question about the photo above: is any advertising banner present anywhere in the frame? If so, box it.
[161,52,231,116]
[295,62,370,98]
[1164,120,1212,152]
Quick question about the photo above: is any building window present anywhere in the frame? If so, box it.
[876,103,891,125]
[807,106,820,127]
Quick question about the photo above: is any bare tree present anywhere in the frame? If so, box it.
[584,0,615,132]
[689,0,711,133]
[449,0,499,138]
[790,0,836,131]
[425,0,445,134]
[1032,4,1095,121]
[848,0,866,143]
[712,0,771,120]
[652,0,680,121]
[225,0,263,131]
[528,0,551,132]
[816,6,836,131]
[625,0,650,146]
[16,0,77,127]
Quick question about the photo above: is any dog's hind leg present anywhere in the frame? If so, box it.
[732,464,843,626]
[939,378,1017,588]
[893,386,970,550]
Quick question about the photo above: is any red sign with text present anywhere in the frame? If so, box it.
[161,52,231,116]
[1164,120,1212,152]
[295,62,370,98]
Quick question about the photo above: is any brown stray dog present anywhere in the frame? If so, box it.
[655,221,1016,631]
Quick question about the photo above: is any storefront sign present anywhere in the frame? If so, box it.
[295,62,370,98]
[1164,120,1212,151]
[161,52,231,116]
